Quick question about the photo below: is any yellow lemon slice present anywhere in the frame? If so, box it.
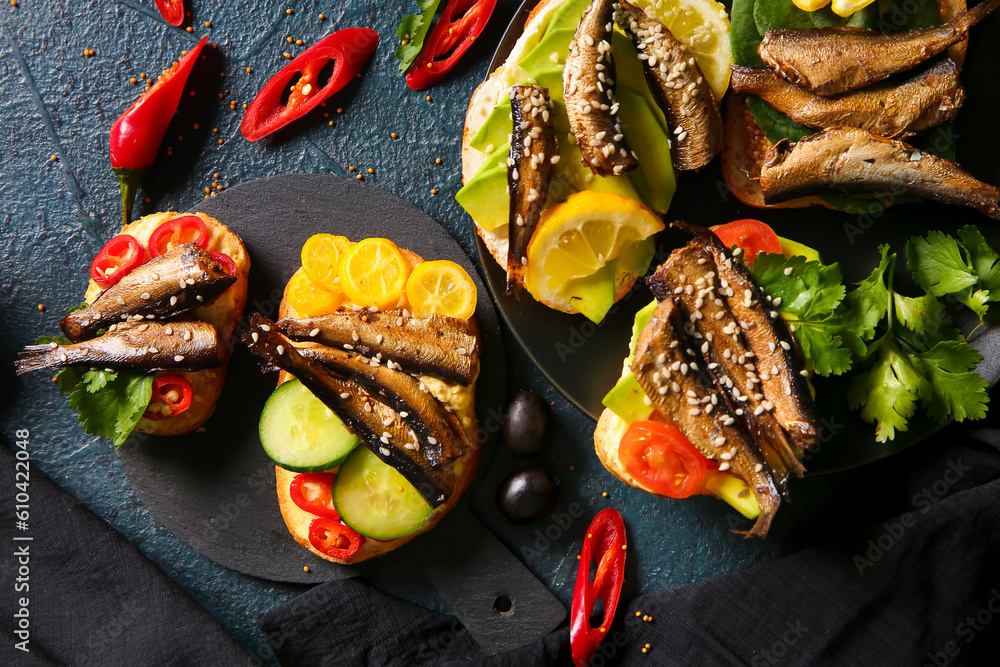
[287,269,344,317]
[405,260,478,320]
[338,238,411,310]
[301,233,353,290]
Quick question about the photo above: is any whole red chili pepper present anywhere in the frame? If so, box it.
[109,36,208,228]
[241,28,379,142]
[405,0,497,90]
[570,508,627,667]
[153,0,185,26]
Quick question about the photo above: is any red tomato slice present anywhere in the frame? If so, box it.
[90,234,145,288]
[241,28,379,142]
[143,375,193,421]
[308,517,365,560]
[153,0,184,26]
[618,421,707,498]
[208,251,237,277]
[289,473,340,520]
[406,0,498,90]
[713,219,782,266]
[147,216,209,258]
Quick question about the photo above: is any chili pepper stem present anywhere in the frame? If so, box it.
[114,167,147,229]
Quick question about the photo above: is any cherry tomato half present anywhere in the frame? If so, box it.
[289,473,340,520]
[209,251,238,277]
[308,517,365,560]
[143,375,193,421]
[90,234,145,288]
[618,420,707,498]
[148,216,209,258]
[713,219,782,267]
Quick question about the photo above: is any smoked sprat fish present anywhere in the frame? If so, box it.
[60,243,235,342]
[729,59,964,139]
[15,321,224,375]
[758,127,1000,219]
[757,0,1000,96]
[563,0,639,176]
[506,84,558,294]
[243,315,462,507]
[276,310,479,386]
[614,0,722,170]
[631,297,780,537]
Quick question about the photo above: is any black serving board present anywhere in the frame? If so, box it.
[473,0,1000,475]
[116,175,566,652]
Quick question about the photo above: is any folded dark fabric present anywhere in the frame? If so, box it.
[0,445,255,667]
[259,419,1000,667]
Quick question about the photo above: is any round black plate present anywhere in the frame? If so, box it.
[118,174,506,583]
[472,0,1000,474]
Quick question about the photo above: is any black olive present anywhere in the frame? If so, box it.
[496,465,557,525]
[502,390,549,457]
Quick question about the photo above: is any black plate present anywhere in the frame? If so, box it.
[472,0,1000,474]
[117,174,508,583]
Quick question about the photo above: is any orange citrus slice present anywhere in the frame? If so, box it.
[287,269,343,317]
[301,234,353,290]
[338,238,411,310]
[405,260,477,320]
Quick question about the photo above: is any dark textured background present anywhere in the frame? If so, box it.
[2,0,998,664]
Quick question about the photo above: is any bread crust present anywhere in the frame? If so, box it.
[81,211,249,436]
[272,248,482,565]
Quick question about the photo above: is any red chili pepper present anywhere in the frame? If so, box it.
[153,0,184,26]
[289,473,340,520]
[90,235,145,288]
[570,509,627,667]
[308,517,365,560]
[405,0,497,90]
[143,375,193,421]
[109,36,208,228]
[209,251,237,277]
[148,216,210,258]
[241,28,379,142]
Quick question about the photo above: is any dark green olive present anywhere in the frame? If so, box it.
[496,465,557,525]
[502,390,549,457]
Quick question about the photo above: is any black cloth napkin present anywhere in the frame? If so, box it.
[0,445,255,667]
[258,417,1000,666]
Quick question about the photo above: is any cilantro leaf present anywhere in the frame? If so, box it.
[957,225,1000,299]
[841,245,892,340]
[847,335,926,443]
[68,371,153,448]
[907,230,977,296]
[395,0,443,74]
[893,292,943,335]
[914,340,988,423]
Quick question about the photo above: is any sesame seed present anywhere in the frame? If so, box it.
[174,355,185,362]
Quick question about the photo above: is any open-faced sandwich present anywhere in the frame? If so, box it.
[595,220,827,537]
[458,0,733,322]
[242,234,482,564]
[15,212,249,445]
[724,0,1000,217]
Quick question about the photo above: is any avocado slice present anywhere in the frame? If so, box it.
[455,143,513,232]
[469,68,569,154]
[601,299,658,421]
[778,235,821,262]
[615,86,676,215]
[560,262,616,324]
[703,470,761,519]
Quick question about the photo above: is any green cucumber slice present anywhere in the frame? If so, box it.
[258,380,359,472]
[333,447,434,540]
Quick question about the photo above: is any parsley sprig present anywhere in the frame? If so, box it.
[395,0,444,74]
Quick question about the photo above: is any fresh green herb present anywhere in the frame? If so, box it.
[748,252,862,376]
[907,225,1000,319]
[395,0,444,74]
[845,245,989,442]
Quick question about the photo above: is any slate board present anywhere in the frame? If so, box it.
[474,0,1000,475]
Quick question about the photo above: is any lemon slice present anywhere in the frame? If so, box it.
[405,260,478,320]
[524,191,664,312]
[830,0,875,17]
[301,233,353,290]
[287,269,344,317]
[338,238,411,310]
[631,0,733,100]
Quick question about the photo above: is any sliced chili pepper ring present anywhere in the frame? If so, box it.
[308,517,365,559]
[148,215,210,258]
[209,251,238,277]
[90,234,145,288]
[143,375,193,421]
[289,473,340,520]
[570,508,627,667]
[405,0,498,90]
[241,28,380,142]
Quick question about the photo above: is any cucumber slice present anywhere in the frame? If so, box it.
[333,447,433,540]
[258,380,359,472]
